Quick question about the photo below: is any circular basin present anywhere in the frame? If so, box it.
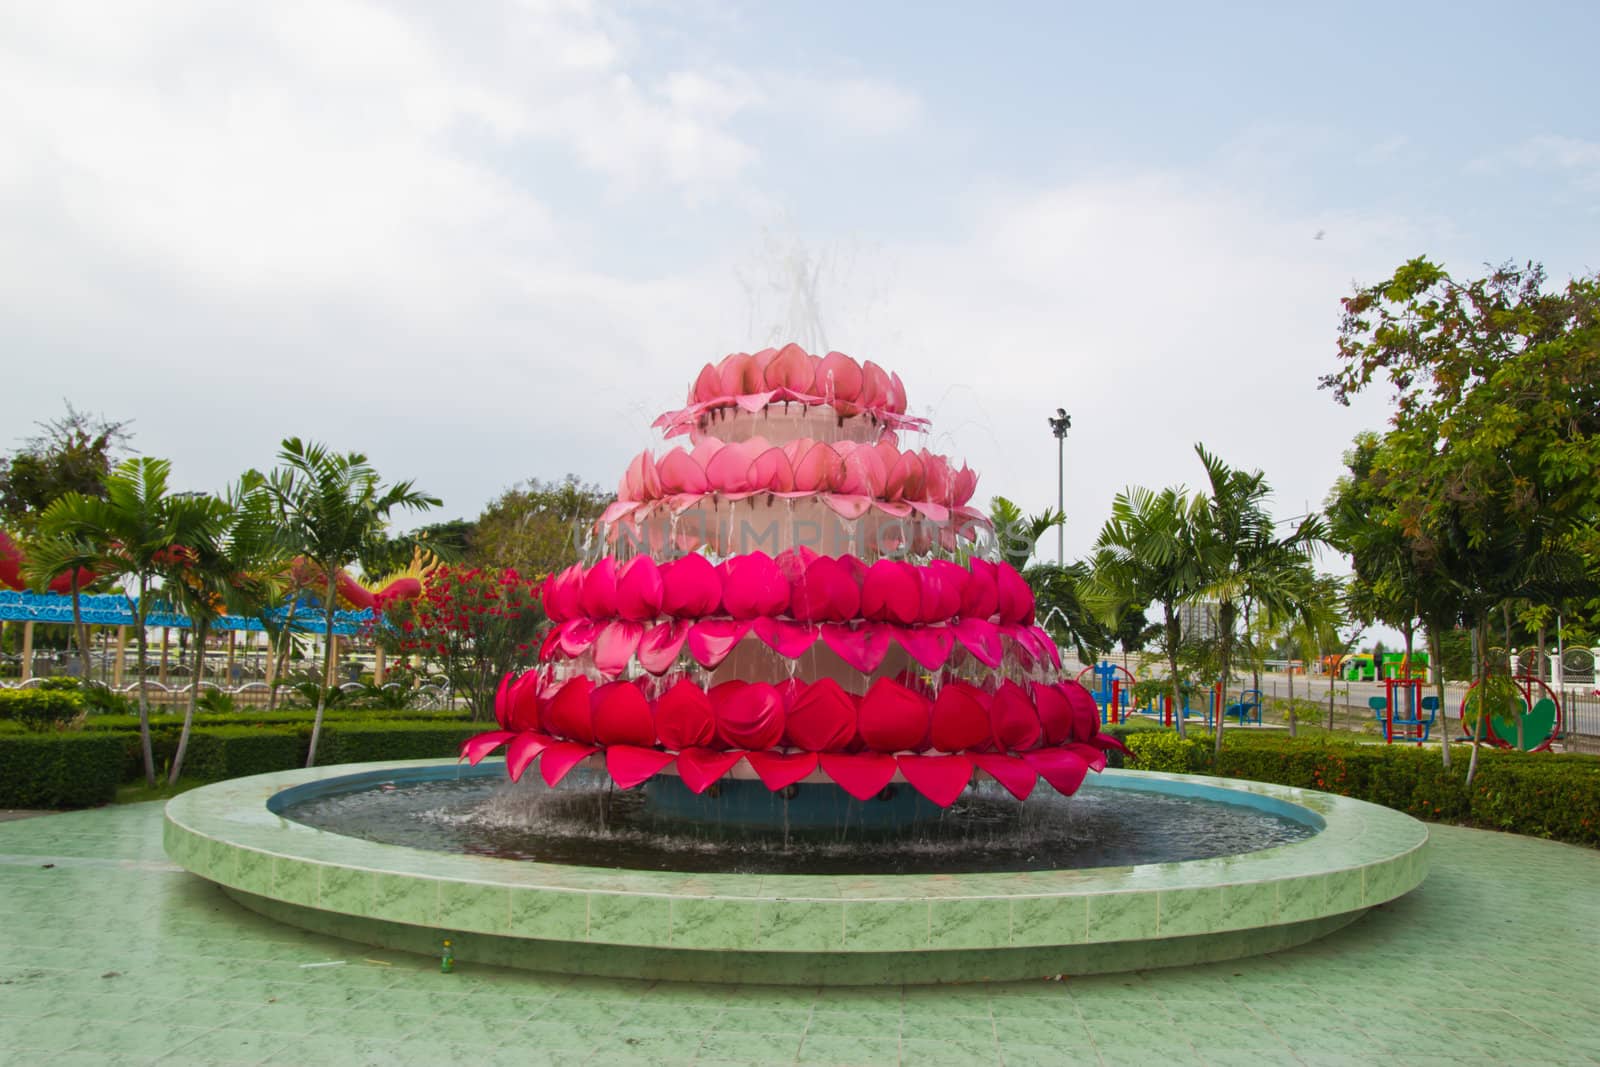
[164,760,1429,985]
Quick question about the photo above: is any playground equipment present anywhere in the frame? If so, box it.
[1368,677,1437,745]
[1225,688,1263,725]
[1075,661,1136,724]
[1140,681,1224,728]
[1459,675,1563,752]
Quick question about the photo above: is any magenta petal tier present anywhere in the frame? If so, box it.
[462,345,1122,806]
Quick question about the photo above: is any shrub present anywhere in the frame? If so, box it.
[177,727,307,781]
[0,733,125,807]
[1124,730,1209,773]
[316,721,480,764]
[0,688,84,731]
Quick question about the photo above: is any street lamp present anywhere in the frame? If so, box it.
[1047,407,1071,565]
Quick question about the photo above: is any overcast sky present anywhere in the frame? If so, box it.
[4,1,1596,568]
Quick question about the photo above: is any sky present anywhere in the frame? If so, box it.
[3,0,1596,569]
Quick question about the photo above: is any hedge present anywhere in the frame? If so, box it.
[0,733,126,807]
[113,719,483,782]
[0,688,85,731]
[1113,730,1600,848]
[83,706,469,732]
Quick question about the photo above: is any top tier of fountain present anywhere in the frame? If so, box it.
[595,344,989,562]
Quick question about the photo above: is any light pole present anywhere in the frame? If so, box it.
[1047,407,1071,565]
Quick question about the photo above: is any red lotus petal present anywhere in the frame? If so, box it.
[544,676,596,743]
[1024,747,1090,796]
[814,351,864,403]
[1092,733,1129,756]
[686,618,753,668]
[774,545,818,582]
[593,620,644,676]
[1032,682,1073,746]
[952,617,1004,668]
[1062,682,1101,743]
[970,753,1037,801]
[996,563,1035,625]
[745,750,819,791]
[636,619,691,675]
[493,673,514,729]
[548,563,585,621]
[897,754,973,807]
[860,559,921,625]
[1035,625,1063,668]
[508,672,543,731]
[960,560,999,620]
[615,556,664,621]
[930,681,992,752]
[580,557,619,618]
[556,618,599,658]
[820,753,897,801]
[676,748,744,793]
[790,556,862,623]
[711,681,785,751]
[783,677,858,752]
[919,560,967,624]
[592,681,656,747]
[820,623,891,672]
[1067,741,1108,773]
[661,553,722,617]
[538,626,564,661]
[895,626,955,672]
[540,741,598,787]
[506,732,551,782]
[991,680,1042,752]
[721,552,790,618]
[754,617,820,657]
[765,342,812,390]
[655,678,716,750]
[857,676,932,753]
[606,745,676,790]
[460,730,513,765]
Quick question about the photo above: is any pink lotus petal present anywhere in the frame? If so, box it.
[544,676,596,743]
[793,441,845,492]
[783,678,858,752]
[814,351,864,404]
[661,553,722,617]
[654,679,716,750]
[857,677,931,753]
[1062,682,1100,743]
[991,680,1042,752]
[789,556,862,623]
[615,556,664,621]
[547,564,586,621]
[860,360,891,408]
[919,560,967,624]
[705,439,761,493]
[506,732,551,782]
[493,673,514,729]
[970,753,1037,801]
[734,390,778,413]
[931,681,992,752]
[711,681,785,751]
[908,501,950,523]
[460,730,513,766]
[823,494,874,520]
[750,447,797,493]
[580,557,619,618]
[556,618,600,658]
[1023,747,1090,796]
[686,618,753,668]
[508,672,543,731]
[894,626,956,672]
[540,741,598,787]
[592,680,656,747]
[676,748,744,793]
[718,352,755,396]
[636,619,690,675]
[860,559,921,625]
[873,499,914,518]
[951,465,979,507]
[960,560,999,620]
[692,363,721,403]
[952,617,1005,668]
[774,545,819,582]
[657,448,710,494]
[887,370,907,414]
[754,617,820,657]
[820,753,897,801]
[820,622,891,673]
[885,451,925,500]
[996,563,1035,624]
[593,620,645,676]
[1067,741,1108,774]
[765,342,813,390]
[1035,626,1063,668]
[922,454,954,506]
[896,755,973,807]
[1031,682,1073,746]
[606,745,676,790]
[721,552,790,618]
[746,750,819,791]
[1092,733,1129,756]
[751,346,778,378]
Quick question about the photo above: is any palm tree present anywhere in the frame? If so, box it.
[33,459,229,785]
[1081,486,1210,739]
[989,496,1066,570]
[20,530,101,678]
[161,481,286,783]
[253,439,438,767]
[1192,445,1327,755]
[1025,561,1113,663]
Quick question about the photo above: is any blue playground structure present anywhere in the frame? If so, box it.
[1075,661,1136,724]
[1369,678,1437,744]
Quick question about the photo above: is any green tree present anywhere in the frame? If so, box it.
[1024,562,1113,663]
[253,439,439,767]
[0,403,133,533]
[31,459,229,785]
[471,476,609,577]
[20,530,102,677]
[989,496,1066,570]
[1082,486,1210,739]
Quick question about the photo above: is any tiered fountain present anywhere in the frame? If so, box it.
[165,347,1428,984]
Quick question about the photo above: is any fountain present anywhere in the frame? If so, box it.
[165,347,1428,984]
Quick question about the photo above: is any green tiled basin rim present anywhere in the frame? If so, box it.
[164,761,1428,980]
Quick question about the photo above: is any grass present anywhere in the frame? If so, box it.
[114,778,209,805]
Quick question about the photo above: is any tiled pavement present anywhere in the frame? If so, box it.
[0,803,1596,1066]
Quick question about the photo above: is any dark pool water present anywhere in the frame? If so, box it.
[279,768,1316,876]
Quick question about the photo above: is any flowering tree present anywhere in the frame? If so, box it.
[381,565,544,721]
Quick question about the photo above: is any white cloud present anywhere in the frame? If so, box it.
[1469,135,1600,192]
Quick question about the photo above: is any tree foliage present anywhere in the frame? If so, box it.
[0,403,133,533]
[471,475,609,578]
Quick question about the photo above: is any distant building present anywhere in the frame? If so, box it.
[1179,601,1220,641]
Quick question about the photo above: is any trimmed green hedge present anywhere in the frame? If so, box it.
[1115,730,1600,848]
[0,733,125,807]
[83,706,469,732]
[0,688,85,731]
